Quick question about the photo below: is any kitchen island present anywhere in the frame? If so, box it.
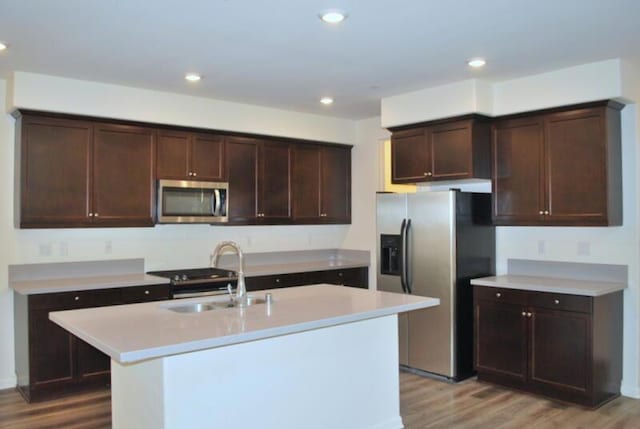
[50,284,439,429]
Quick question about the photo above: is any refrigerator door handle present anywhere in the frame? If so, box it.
[400,219,407,293]
[405,218,413,294]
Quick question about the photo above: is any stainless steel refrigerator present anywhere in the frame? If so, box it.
[376,190,495,381]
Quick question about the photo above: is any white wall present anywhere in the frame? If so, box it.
[380,59,640,398]
[0,75,362,389]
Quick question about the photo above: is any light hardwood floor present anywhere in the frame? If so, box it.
[1,373,638,428]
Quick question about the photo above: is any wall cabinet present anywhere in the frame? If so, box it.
[492,101,623,226]
[389,117,491,184]
[14,284,170,402]
[474,286,622,407]
[245,267,368,291]
[18,114,155,228]
[292,144,351,223]
[156,130,224,181]
[226,137,292,224]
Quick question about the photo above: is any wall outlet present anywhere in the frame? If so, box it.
[577,242,591,256]
[537,240,546,255]
[39,243,52,257]
[59,242,68,257]
[105,240,112,254]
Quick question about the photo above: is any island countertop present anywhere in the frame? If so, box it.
[50,284,439,364]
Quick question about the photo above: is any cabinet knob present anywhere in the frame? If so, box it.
[427,172,433,176]
[522,311,527,317]
[89,213,94,217]
[275,278,280,283]
[74,296,80,301]
[495,292,501,298]
[544,210,549,215]
[145,290,150,295]
[527,312,533,317]
[192,172,197,177]
[94,213,99,217]
[338,272,343,277]
[554,299,560,304]
[423,172,428,176]
[539,210,544,215]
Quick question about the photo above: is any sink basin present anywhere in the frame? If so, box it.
[214,295,267,308]
[167,302,217,313]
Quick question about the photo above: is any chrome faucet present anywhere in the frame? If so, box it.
[210,241,247,305]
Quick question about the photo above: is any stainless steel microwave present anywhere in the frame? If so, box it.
[157,180,228,223]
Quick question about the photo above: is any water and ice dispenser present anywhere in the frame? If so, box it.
[380,234,402,276]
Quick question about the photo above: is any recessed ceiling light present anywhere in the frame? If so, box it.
[0,42,8,51]
[185,73,201,82]
[320,97,334,105]
[320,10,347,24]
[467,58,486,68]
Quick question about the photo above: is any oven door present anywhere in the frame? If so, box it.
[157,180,228,223]
[172,280,238,299]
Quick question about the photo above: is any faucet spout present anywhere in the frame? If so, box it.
[210,241,247,303]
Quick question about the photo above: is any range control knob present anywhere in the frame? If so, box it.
[173,275,181,282]
[181,274,188,281]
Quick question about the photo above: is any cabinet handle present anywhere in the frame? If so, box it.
[74,296,80,301]
[145,290,150,295]
[554,299,560,304]
[495,292,501,298]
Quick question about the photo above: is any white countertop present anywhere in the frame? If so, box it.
[50,284,439,364]
[471,275,626,297]
[11,273,170,295]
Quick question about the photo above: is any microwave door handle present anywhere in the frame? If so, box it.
[213,189,221,216]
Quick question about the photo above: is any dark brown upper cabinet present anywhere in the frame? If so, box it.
[156,130,224,181]
[18,113,155,228]
[292,144,351,224]
[226,137,292,224]
[389,116,491,184]
[492,101,623,226]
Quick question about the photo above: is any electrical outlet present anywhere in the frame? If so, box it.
[537,240,546,255]
[105,240,112,254]
[577,242,591,256]
[39,243,52,257]
[60,242,68,256]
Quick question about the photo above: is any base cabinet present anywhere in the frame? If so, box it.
[245,267,368,292]
[474,286,622,407]
[14,284,170,402]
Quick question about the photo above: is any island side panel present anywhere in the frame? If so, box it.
[111,315,403,429]
[111,358,165,429]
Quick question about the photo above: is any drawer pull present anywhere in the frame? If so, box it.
[527,312,533,317]
[74,296,80,301]
[338,272,343,277]
[554,299,560,304]
[275,278,280,283]
[145,290,150,295]
[495,292,501,298]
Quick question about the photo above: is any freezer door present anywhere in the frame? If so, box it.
[406,191,456,377]
[376,193,407,295]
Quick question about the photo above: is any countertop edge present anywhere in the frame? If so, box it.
[11,275,170,295]
[470,275,626,297]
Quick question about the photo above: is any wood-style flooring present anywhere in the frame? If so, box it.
[1,373,638,428]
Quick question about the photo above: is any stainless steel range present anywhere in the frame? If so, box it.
[147,267,238,299]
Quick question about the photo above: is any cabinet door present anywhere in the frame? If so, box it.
[191,133,225,181]
[492,117,545,224]
[544,109,608,224]
[259,141,291,222]
[156,131,190,179]
[321,146,351,223]
[529,308,591,394]
[474,299,528,383]
[430,120,472,180]
[93,124,155,226]
[30,310,75,387]
[292,145,321,222]
[20,116,92,227]
[76,338,110,382]
[226,138,259,222]
[391,129,429,183]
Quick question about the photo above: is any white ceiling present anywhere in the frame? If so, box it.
[0,0,638,119]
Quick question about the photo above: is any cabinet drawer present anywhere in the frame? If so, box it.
[529,292,592,314]
[30,288,121,310]
[474,286,527,306]
[121,284,171,304]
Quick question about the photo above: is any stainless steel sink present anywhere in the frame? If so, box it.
[167,302,217,313]
[213,295,266,308]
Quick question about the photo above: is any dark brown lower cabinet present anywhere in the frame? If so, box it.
[474,286,622,408]
[14,284,170,402]
[245,267,368,292]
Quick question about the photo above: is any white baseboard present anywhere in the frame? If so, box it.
[0,376,16,390]
[621,382,640,399]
